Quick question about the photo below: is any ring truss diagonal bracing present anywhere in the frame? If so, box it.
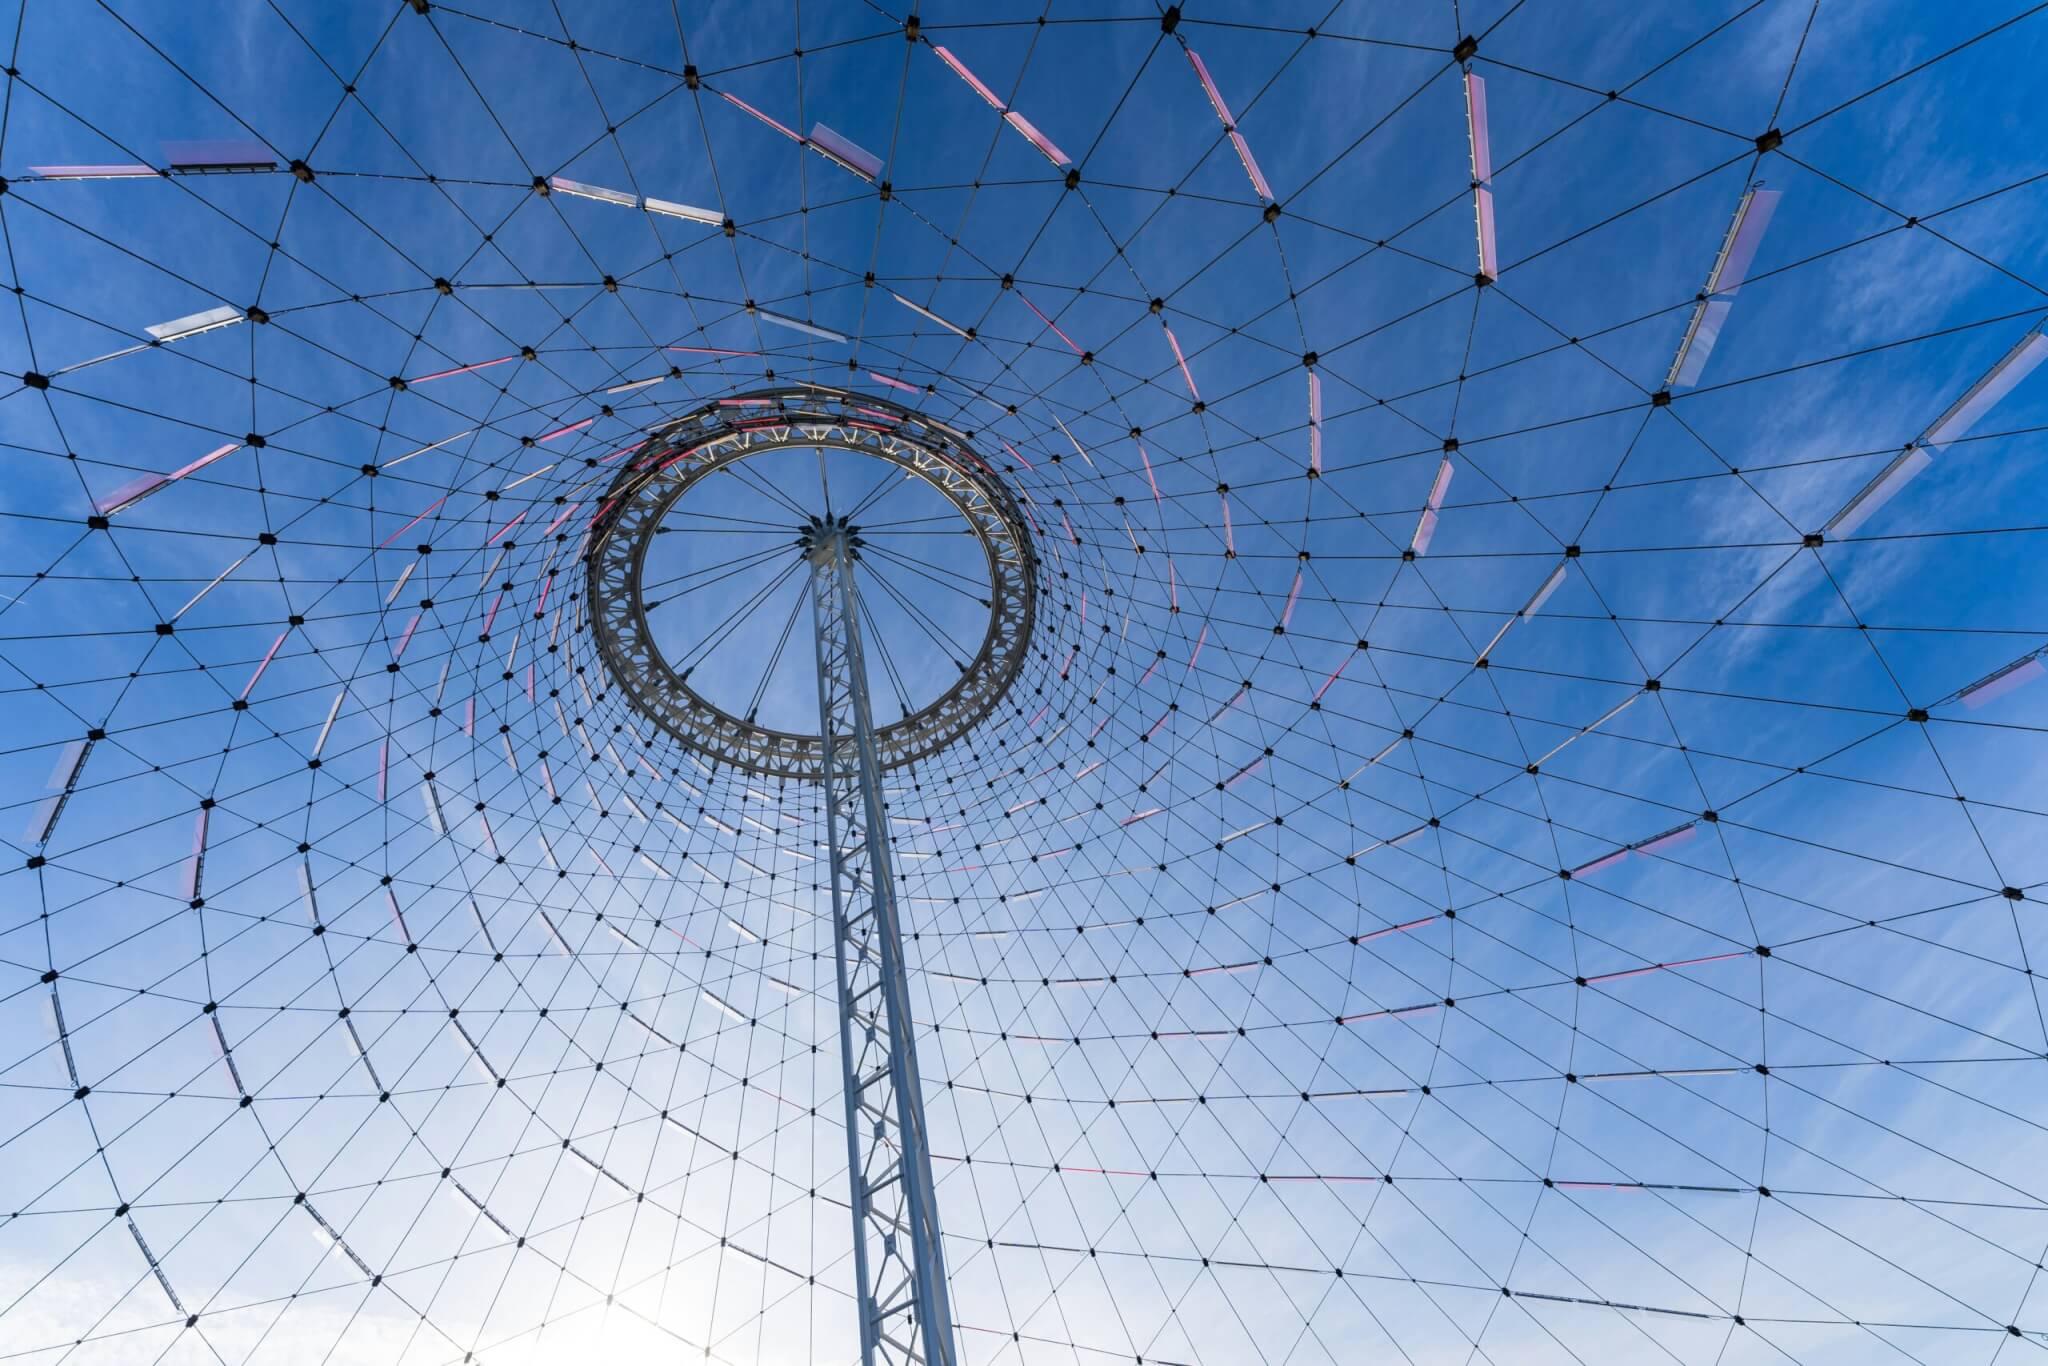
[4,3,2048,1365]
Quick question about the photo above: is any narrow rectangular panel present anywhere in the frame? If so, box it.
[1825,444,1931,536]
[1163,323,1199,399]
[1523,562,1568,617]
[146,304,243,343]
[889,290,970,338]
[1464,73,1492,184]
[548,175,636,207]
[409,356,514,383]
[162,138,275,174]
[1921,328,2048,449]
[1633,822,1697,857]
[1229,131,1272,200]
[1002,110,1069,167]
[1667,188,1781,387]
[757,309,848,343]
[643,195,722,225]
[808,123,882,181]
[1307,370,1323,473]
[1710,188,1780,293]
[31,163,156,179]
[719,91,802,143]
[933,46,1004,109]
[1411,458,1454,555]
[1473,184,1498,280]
[1960,654,2045,709]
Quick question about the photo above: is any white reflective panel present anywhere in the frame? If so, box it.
[1920,328,2048,449]
[145,303,242,342]
[31,163,156,179]
[549,175,637,207]
[756,308,847,343]
[644,195,723,225]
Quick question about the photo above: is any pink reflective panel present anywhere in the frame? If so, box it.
[1311,657,1348,703]
[94,473,167,517]
[378,495,446,549]
[1018,291,1081,353]
[808,123,882,181]
[1634,822,1697,857]
[1410,508,1441,556]
[719,91,801,143]
[1464,74,1492,184]
[1163,323,1199,399]
[393,613,419,661]
[241,631,286,699]
[1474,185,1498,279]
[933,45,1005,110]
[1229,131,1272,200]
[1002,110,1069,167]
[1279,569,1302,629]
[1355,915,1438,943]
[1571,848,1629,879]
[377,740,388,802]
[1922,329,2048,449]
[1427,457,1455,512]
[1961,655,2044,709]
[488,510,528,545]
[667,344,757,356]
[1225,757,1264,789]
[537,418,592,444]
[409,355,514,384]
[1714,189,1780,293]
[1186,49,1236,128]
[869,371,919,393]
[169,442,242,483]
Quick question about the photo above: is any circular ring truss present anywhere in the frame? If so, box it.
[586,388,1038,777]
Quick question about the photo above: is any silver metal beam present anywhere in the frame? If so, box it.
[807,521,960,1366]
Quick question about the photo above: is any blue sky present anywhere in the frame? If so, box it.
[3,2,2048,1363]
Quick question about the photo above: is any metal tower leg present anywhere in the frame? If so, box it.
[806,523,960,1366]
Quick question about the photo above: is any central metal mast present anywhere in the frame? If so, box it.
[804,516,960,1366]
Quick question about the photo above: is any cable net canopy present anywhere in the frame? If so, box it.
[4,3,2048,1363]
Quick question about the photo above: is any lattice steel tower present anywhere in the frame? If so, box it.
[587,388,1038,1366]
